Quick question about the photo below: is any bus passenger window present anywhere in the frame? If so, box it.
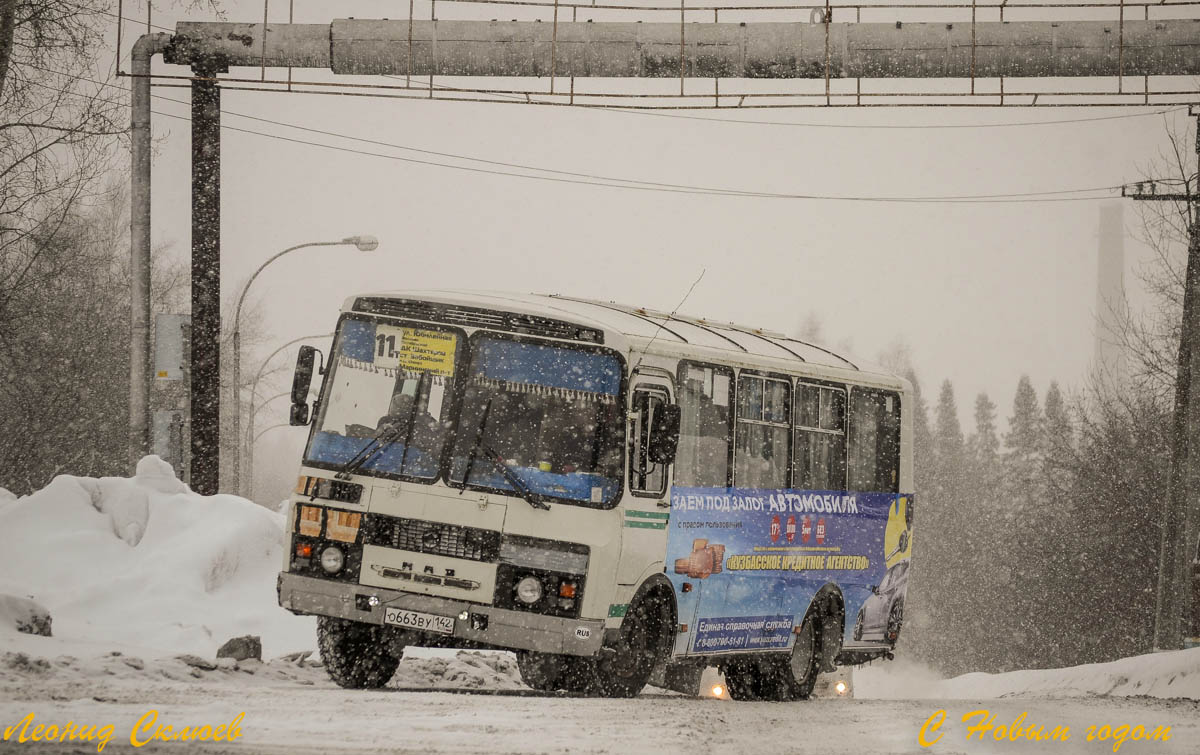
[847,389,901,493]
[794,384,847,492]
[675,363,733,488]
[735,375,791,489]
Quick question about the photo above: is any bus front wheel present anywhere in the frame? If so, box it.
[317,616,401,689]
[592,591,671,698]
[516,651,595,693]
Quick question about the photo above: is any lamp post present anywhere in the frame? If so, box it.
[230,237,376,495]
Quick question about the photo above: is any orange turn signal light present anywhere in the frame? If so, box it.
[558,582,577,599]
[295,543,313,558]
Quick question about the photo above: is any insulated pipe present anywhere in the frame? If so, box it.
[130,32,172,474]
[164,19,1200,78]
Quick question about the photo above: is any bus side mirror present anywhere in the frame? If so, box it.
[290,346,322,426]
[290,402,310,426]
[647,404,681,465]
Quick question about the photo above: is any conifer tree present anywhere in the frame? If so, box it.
[1005,375,1044,510]
[905,369,934,495]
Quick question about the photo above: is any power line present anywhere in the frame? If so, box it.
[148,109,1125,203]
[100,7,1187,130]
[25,67,1127,203]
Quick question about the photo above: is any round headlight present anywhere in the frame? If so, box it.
[319,546,345,574]
[515,576,543,604]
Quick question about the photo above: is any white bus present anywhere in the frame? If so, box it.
[278,291,913,701]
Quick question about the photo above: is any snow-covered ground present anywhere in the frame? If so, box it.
[3,464,1199,753]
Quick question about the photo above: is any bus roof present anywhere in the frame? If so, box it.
[344,290,903,384]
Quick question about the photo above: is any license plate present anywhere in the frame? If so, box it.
[383,607,455,635]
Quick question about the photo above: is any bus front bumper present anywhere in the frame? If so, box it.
[278,571,605,657]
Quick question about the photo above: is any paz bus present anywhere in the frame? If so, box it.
[278,291,913,700]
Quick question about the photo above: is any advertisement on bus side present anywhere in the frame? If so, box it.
[666,486,913,654]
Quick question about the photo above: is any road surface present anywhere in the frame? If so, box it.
[1,652,1197,754]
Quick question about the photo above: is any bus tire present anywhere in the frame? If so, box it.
[783,614,820,700]
[516,651,564,692]
[722,660,771,701]
[593,590,671,698]
[317,616,401,689]
[723,613,821,702]
[516,651,597,694]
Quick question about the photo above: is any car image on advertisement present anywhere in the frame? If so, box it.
[854,559,910,645]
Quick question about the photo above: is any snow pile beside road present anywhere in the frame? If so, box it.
[857,648,1200,701]
[0,457,314,658]
[392,651,525,691]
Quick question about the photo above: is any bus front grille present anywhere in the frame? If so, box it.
[362,514,502,563]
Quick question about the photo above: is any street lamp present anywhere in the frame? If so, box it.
[230,237,376,496]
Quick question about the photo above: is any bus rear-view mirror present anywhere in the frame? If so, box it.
[290,346,321,426]
[648,404,681,465]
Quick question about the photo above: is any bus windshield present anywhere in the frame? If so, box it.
[448,335,625,507]
[304,317,462,480]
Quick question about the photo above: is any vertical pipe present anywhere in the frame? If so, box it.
[190,62,223,496]
[129,33,171,473]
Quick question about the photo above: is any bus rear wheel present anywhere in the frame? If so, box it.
[722,615,821,702]
[593,591,671,698]
[317,616,401,689]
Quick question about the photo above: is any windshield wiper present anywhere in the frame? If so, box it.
[458,398,548,511]
[481,444,550,511]
[335,424,405,480]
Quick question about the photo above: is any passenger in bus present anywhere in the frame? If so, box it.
[377,393,445,453]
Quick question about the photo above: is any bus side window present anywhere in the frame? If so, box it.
[847,388,902,493]
[735,374,791,489]
[630,388,668,496]
[794,383,847,491]
[675,362,733,488]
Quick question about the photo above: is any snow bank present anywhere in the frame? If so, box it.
[0,457,314,658]
[856,648,1200,701]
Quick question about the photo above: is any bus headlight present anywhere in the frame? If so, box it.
[320,546,345,574]
[515,575,543,604]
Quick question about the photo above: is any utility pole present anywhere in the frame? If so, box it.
[1126,108,1200,651]
[189,57,225,496]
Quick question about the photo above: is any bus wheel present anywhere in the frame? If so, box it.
[593,592,670,698]
[722,661,767,701]
[317,616,401,689]
[516,651,565,692]
[516,651,597,694]
[784,615,820,700]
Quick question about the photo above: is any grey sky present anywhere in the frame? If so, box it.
[122,0,1187,496]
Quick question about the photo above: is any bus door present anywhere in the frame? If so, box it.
[616,377,674,590]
